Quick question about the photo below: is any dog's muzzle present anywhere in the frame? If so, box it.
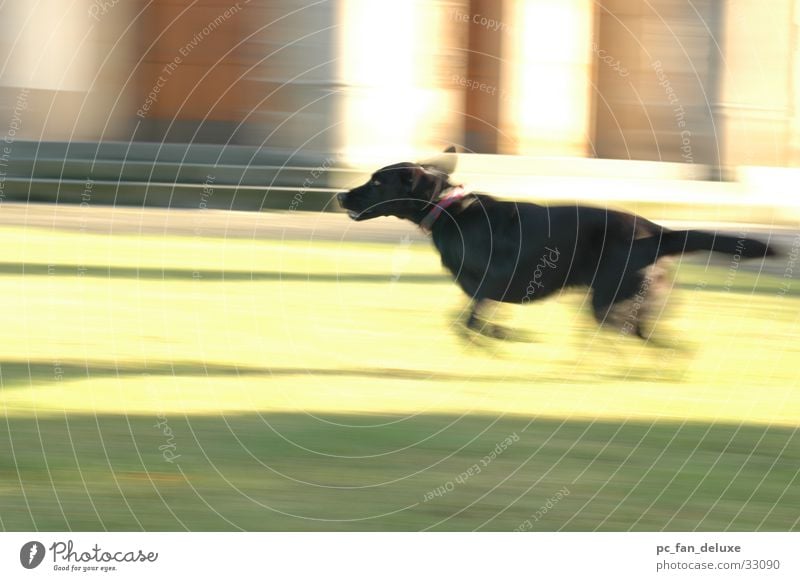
[337,191,364,220]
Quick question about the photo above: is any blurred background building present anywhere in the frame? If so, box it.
[0,0,798,207]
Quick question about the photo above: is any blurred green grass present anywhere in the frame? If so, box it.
[1,414,799,531]
[0,224,798,530]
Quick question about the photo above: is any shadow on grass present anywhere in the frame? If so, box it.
[0,262,449,284]
[0,262,800,297]
[1,358,650,389]
[0,262,798,297]
[0,413,797,531]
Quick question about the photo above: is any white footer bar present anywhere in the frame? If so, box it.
[1,532,797,580]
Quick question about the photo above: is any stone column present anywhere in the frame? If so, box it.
[499,0,595,156]
[719,0,795,167]
[0,0,132,141]
[336,0,466,164]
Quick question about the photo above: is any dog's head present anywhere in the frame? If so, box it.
[337,148,457,223]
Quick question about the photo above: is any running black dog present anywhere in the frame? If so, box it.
[337,149,775,341]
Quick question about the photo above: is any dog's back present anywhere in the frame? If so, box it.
[431,197,666,300]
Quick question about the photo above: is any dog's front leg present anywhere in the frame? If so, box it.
[465,299,486,332]
[463,299,532,342]
[466,299,507,338]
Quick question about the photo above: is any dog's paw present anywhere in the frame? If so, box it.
[485,324,510,340]
[454,322,506,354]
[467,320,534,343]
[494,326,536,343]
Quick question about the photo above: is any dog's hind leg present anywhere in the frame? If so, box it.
[590,269,639,336]
[590,257,673,342]
[589,259,693,380]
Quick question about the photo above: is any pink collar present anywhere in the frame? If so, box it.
[420,185,467,233]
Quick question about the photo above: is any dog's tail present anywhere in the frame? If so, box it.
[628,230,776,272]
[659,230,776,258]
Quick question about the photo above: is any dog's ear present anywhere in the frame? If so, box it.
[405,164,447,196]
[403,165,426,187]
[420,146,458,177]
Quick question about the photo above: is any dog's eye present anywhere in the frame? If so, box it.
[371,179,381,187]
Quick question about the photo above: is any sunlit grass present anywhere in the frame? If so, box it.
[0,225,797,424]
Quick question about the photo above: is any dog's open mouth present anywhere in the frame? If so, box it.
[346,208,377,221]
[338,192,370,221]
